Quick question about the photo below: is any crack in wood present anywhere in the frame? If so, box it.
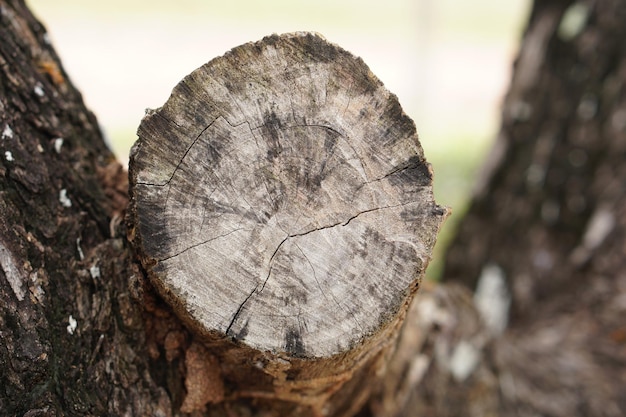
[226,284,260,337]
[261,235,290,292]
[136,115,219,187]
[225,200,415,337]
[128,32,447,371]
[350,158,429,197]
[138,118,349,189]
[136,115,255,187]
[158,227,247,262]
[263,201,413,292]
[365,157,425,186]
[296,242,364,333]
[287,123,344,137]
[294,242,329,302]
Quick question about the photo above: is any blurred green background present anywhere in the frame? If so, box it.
[27,0,530,278]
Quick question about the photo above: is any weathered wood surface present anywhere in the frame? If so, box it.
[129,32,447,414]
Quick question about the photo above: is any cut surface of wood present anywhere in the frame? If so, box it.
[129,32,447,362]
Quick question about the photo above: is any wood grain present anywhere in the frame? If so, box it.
[129,31,446,364]
[132,34,444,357]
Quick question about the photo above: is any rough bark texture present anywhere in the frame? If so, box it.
[129,32,448,417]
[0,1,175,415]
[360,0,626,416]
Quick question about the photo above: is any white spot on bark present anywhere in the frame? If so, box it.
[516,12,556,90]
[0,241,26,301]
[89,264,101,279]
[583,207,615,250]
[2,124,13,139]
[54,138,64,154]
[572,206,615,265]
[34,83,45,97]
[448,341,480,382]
[5,151,14,162]
[30,270,46,304]
[416,294,451,328]
[474,263,510,336]
[76,238,85,260]
[67,315,77,335]
[558,2,589,41]
[611,109,626,132]
[43,33,51,44]
[59,189,72,208]
[407,354,430,386]
[37,144,44,153]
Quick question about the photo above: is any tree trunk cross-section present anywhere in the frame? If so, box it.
[129,32,447,413]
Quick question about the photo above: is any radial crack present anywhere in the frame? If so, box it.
[226,284,259,337]
[158,228,246,262]
[288,123,344,137]
[260,235,290,291]
[136,115,256,187]
[292,201,412,237]
[136,116,218,187]
[295,242,328,301]
[227,201,417,337]
[258,202,412,294]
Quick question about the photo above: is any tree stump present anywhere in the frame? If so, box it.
[129,32,447,416]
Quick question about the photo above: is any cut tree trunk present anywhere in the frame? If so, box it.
[1,3,450,415]
[128,32,448,417]
[10,0,624,415]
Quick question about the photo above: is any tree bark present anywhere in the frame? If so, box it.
[0,1,176,415]
[128,32,447,417]
[360,0,626,416]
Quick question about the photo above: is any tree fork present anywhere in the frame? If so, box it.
[128,32,448,416]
